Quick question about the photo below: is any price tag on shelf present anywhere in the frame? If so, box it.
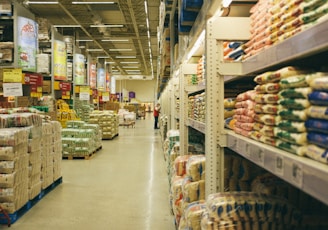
[275,156,284,176]
[250,145,264,166]
[237,140,249,157]
[227,135,237,150]
[291,163,303,188]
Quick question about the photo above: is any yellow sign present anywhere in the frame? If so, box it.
[3,69,22,83]
[80,86,90,94]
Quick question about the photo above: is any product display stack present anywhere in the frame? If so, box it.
[233,90,256,137]
[188,92,205,122]
[89,110,119,140]
[200,191,302,230]
[170,154,206,229]
[62,120,102,159]
[0,111,43,214]
[303,74,328,163]
[0,128,29,214]
[74,98,93,122]
[56,100,79,128]
[40,121,62,189]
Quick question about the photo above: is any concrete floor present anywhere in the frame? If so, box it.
[8,113,175,230]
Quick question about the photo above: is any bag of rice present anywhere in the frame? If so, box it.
[307,132,328,149]
[309,76,328,90]
[277,120,306,132]
[300,144,328,164]
[278,98,310,109]
[274,128,307,145]
[254,83,280,93]
[305,118,328,134]
[307,106,328,120]
[278,87,312,99]
[254,104,279,114]
[278,109,308,121]
[308,91,328,105]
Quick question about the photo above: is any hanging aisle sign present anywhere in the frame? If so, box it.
[3,83,23,97]
[53,40,67,80]
[3,69,22,83]
[97,68,106,91]
[89,62,97,89]
[17,16,37,72]
[79,86,90,100]
[74,54,86,85]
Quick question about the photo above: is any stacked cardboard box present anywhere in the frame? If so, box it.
[89,110,119,139]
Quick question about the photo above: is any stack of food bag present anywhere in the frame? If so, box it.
[89,110,118,140]
[244,0,274,58]
[245,0,328,59]
[223,41,246,62]
[224,98,236,130]
[62,121,102,158]
[302,74,328,164]
[201,191,302,230]
[170,154,206,228]
[0,129,29,214]
[225,150,264,192]
[197,55,205,85]
[74,98,93,122]
[274,68,320,154]
[233,90,256,137]
[188,92,205,122]
[178,201,206,230]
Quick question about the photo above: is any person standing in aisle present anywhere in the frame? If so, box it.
[154,103,161,129]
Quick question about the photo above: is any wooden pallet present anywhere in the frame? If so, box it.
[102,134,119,140]
[62,146,102,160]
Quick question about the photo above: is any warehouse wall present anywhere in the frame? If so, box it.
[115,79,156,102]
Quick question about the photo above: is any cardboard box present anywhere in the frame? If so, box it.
[42,80,51,93]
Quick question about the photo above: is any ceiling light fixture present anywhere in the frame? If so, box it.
[90,24,123,28]
[102,39,129,42]
[87,49,104,52]
[72,1,115,4]
[97,56,109,59]
[53,25,81,28]
[26,1,58,4]
[109,49,132,51]
[115,56,136,58]
[76,39,93,42]
[120,62,139,64]
[122,66,139,68]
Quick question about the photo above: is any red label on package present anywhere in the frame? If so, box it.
[60,82,71,91]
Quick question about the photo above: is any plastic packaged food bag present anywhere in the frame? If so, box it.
[305,118,328,134]
[186,155,205,181]
[277,120,306,132]
[308,91,328,105]
[307,105,328,120]
[278,87,312,98]
[307,132,328,149]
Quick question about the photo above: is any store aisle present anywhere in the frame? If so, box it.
[9,114,175,230]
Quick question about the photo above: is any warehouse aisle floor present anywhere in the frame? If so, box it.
[8,113,175,230]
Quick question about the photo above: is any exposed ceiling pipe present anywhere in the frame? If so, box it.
[127,0,148,75]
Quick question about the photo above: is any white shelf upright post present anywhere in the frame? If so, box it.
[205,16,250,196]
[179,64,197,156]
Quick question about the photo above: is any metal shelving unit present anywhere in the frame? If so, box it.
[243,20,328,74]
[226,130,328,205]
[188,118,205,134]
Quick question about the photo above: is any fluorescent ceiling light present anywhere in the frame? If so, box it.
[72,1,115,4]
[102,39,129,42]
[79,46,86,49]
[26,1,58,4]
[116,56,136,58]
[126,70,141,72]
[122,66,139,68]
[109,49,132,51]
[90,24,123,28]
[120,62,139,64]
[97,56,109,58]
[87,49,103,52]
[53,25,81,28]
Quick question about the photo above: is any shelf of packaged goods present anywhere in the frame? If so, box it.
[243,20,328,74]
[185,82,205,94]
[226,129,328,205]
[188,118,205,134]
